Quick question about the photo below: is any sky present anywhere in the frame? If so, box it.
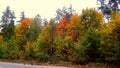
[0,0,97,21]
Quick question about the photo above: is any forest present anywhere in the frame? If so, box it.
[0,0,120,65]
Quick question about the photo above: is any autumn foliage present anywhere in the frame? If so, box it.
[0,8,120,66]
[57,14,69,35]
[20,18,32,30]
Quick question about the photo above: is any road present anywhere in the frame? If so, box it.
[0,62,67,68]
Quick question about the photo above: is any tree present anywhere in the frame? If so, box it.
[20,18,32,30]
[81,8,103,31]
[0,6,16,40]
[66,14,81,42]
[26,14,42,42]
[43,18,48,26]
[49,19,57,43]
[108,13,120,62]
[17,11,25,22]
[97,0,120,21]
[15,18,32,51]
[74,8,103,63]
[37,20,57,56]
[56,14,69,36]
[56,5,75,21]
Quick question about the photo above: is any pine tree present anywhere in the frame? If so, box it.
[0,6,16,40]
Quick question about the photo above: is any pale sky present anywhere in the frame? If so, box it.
[0,0,97,21]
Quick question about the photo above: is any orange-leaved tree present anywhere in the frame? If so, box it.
[66,14,81,42]
[56,14,69,36]
[15,18,32,51]
[20,18,32,31]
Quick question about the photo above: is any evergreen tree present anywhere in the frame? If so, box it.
[0,6,16,40]
[17,11,25,22]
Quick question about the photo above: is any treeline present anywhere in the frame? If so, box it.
[0,6,120,64]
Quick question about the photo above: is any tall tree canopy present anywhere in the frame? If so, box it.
[97,0,120,20]
[56,5,75,21]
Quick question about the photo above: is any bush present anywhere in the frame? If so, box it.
[35,52,49,62]
[72,44,88,64]
[6,37,20,59]
[0,45,7,59]
[25,42,37,60]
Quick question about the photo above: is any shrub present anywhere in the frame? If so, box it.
[35,52,49,62]
[0,45,7,59]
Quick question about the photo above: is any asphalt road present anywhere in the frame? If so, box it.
[0,62,67,68]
